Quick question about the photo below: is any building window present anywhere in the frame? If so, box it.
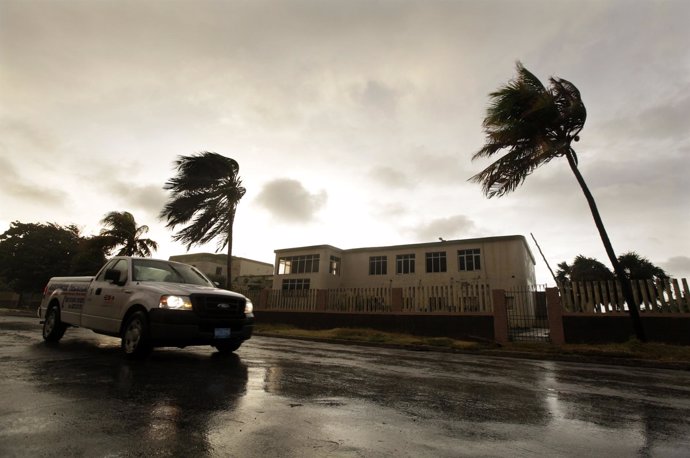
[458,249,481,271]
[396,254,415,274]
[369,256,387,275]
[426,252,447,273]
[282,278,311,290]
[330,256,341,276]
[277,254,320,275]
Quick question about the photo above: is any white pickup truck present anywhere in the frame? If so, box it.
[38,256,254,357]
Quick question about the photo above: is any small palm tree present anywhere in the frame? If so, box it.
[160,152,246,289]
[618,252,668,281]
[100,211,158,257]
[556,255,615,283]
[471,62,646,341]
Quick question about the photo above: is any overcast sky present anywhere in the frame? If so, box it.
[1,0,688,284]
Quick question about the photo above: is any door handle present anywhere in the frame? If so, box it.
[95,288,102,295]
[124,289,133,294]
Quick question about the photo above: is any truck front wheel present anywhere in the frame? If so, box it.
[43,305,67,342]
[121,311,152,358]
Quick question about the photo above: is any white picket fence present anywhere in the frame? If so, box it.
[241,283,493,313]
[558,278,690,314]
[400,283,493,313]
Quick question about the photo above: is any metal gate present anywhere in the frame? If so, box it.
[506,286,550,342]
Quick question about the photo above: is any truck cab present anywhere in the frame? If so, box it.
[40,257,254,357]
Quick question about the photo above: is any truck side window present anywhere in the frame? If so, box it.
[111,259,129,285]
[95,259,118,281]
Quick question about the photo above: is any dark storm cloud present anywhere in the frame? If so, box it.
[368,166,412,189]
[0,118,57,154]
[661,256,690,279]
[373,202,408,219]
[255,179,327,223]
[408,214,478,242]
[418,152,477,186]
[596,91,690,144]
[350,80,402,114]
[104,182,168,217]
[0,158,68,207]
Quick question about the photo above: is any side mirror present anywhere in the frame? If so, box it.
[104,269,125,285]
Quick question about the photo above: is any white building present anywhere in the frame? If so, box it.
[169,253,273,289]
[272,235,536,292]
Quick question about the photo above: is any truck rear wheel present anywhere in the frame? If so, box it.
[213,340,242,354]
[121,311,152,358]
[43,305,67,342]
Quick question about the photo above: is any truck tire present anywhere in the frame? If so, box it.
[43,304,67,342]
[121,311,152,358]
[213,340,242,354]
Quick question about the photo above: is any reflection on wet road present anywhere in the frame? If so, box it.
[1,316,690,457]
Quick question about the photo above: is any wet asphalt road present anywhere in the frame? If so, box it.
[2,316,690,457]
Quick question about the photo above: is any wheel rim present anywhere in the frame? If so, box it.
[44,309,55,336]
[124,318,142,353]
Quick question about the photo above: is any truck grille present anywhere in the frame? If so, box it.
[190,294,246,318]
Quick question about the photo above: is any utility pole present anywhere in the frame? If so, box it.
[530,233,558,286]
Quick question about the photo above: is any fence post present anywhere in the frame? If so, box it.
[257,289,269,309]
[391,288,403,312]
[546,287,565,345]
[492,289,509,345]
[316,290,328,311]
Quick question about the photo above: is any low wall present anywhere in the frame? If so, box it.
[257,310,495,342]
[0,292,42,309]
[563,314,690,345]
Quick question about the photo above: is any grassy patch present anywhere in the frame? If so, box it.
[565,340,690,362]
[255,324,482,350]
[255,324,690,363]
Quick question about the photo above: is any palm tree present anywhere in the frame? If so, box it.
[470,62,646,341]
[618,252,668,281]
[160,152,246,289]
[556,255,615,283]
[100,211,159,257]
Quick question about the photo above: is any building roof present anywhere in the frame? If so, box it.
[274,235,536,264]
[169,252,273,268]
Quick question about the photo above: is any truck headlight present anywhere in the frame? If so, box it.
[244,299,253,314]
[159,295,193,310]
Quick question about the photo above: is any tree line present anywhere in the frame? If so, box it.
[0,152,245,293]
[556,253,667,283]
[0,213,156,292]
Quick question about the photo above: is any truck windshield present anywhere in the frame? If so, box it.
[132,259,214,287]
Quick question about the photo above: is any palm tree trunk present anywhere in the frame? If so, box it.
[565,149,646,341]
[226,212,234,290]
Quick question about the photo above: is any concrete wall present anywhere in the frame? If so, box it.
[562,315,690,345]
[257,310,495,342]
[255,286,690,346]
[547,288,690,345]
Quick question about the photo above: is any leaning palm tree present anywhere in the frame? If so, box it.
[160,152,246,289]
[470,62,646,341]
[100,211,158,257]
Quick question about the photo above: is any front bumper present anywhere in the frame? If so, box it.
[148,309,254,347]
